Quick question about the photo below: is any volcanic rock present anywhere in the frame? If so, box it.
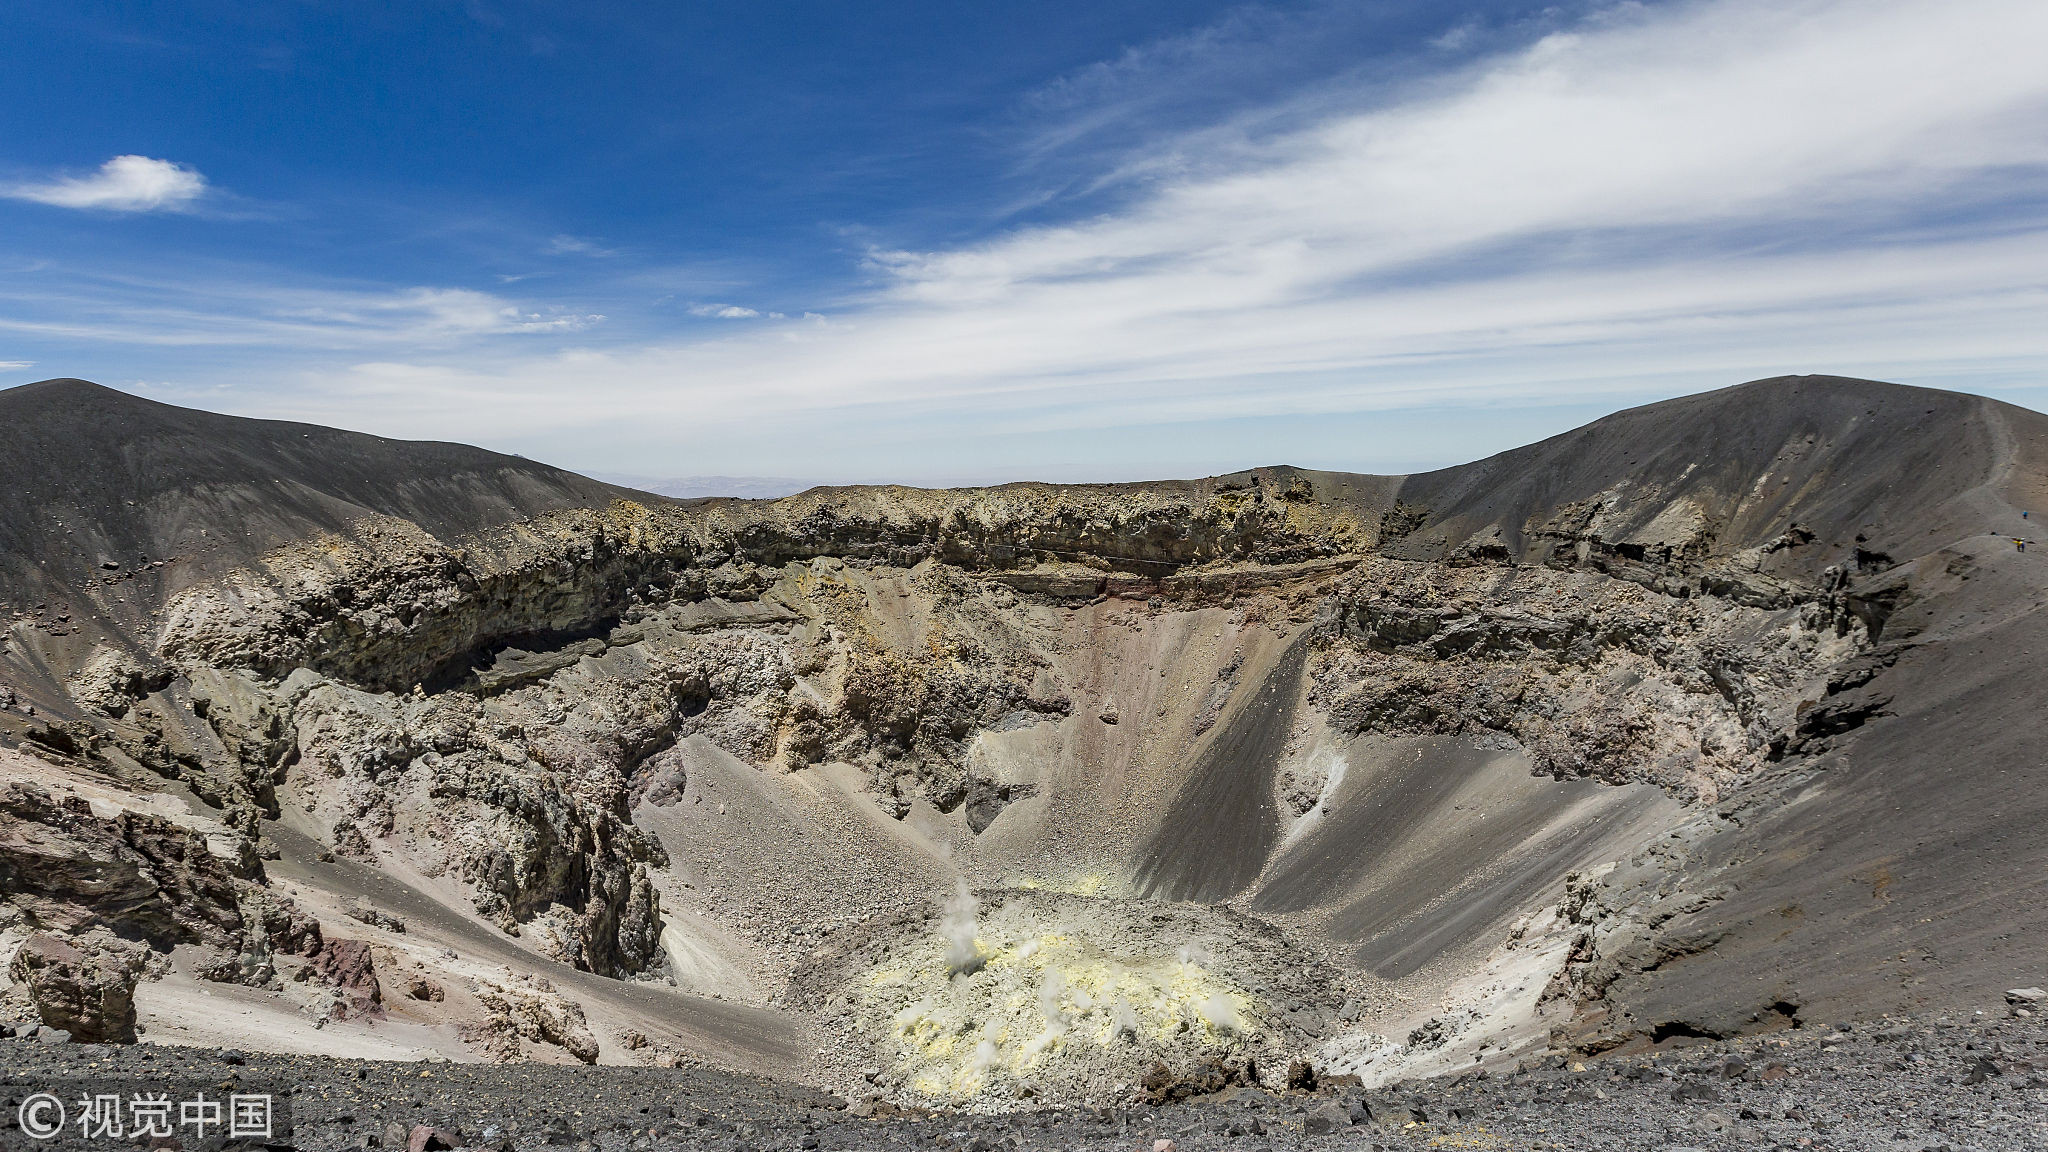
[7,931,145,1042]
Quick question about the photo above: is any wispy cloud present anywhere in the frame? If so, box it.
[268,0,2048,436]
[0,360,34,371]
[688,303,760,319]
[546,234,616,257]
[6,155,208,212]
[687,303,789,319]
[0,273,599,348]
[10,0,2048,484]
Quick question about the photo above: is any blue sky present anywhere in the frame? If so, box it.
[4,0,2047,485]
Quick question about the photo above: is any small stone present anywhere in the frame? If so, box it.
[408,1123,464,1152]
[1302,1103,1349,1135]
[2006,988,2045,1004]
[1153,1141,1176,1152]
[1670,1082,1722,1104]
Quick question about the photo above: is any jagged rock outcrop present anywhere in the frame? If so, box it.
[1310,559,1860,799]
[65,647,174,719]
[464,976,601,1063]
[7,931,147,1042]
[305,937,382,1020]
[281,674,667,977]
[0,780,317,980]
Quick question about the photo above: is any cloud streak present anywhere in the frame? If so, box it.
[6,155,208,212]
[280,0,2048,438]
[688,303,763,319]
[0,274,598,349]
[9,0,2048,482]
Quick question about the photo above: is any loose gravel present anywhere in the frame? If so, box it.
[5,1009,2044,1151]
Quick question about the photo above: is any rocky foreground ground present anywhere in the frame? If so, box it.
[4,1007,2045,1152]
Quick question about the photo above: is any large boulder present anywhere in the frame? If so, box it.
[8,932,145,1043]
[307,938,382,1020]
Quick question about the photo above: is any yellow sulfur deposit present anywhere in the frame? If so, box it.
[855,891,1262,1103]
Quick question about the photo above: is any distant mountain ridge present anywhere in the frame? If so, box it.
[591,473,821,500]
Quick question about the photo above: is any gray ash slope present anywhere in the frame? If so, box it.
[0,373,2045,1113]
[1404,377,2048,1045]
[1365,375,2048,1044]
[0,379,646,591]
[1390,374,2005,580]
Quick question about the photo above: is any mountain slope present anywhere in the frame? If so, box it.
[1394,374,2010,578]
[0,378,644,605]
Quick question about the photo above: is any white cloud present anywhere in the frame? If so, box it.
[6,155,208,212]
[13,0,2048,481]
[879,0,2048,308]
[1431,21,1479,51]
[275,0,2048,439]
[546,234,616,256]
[276,286,600,337]
[0,276,599,348]
[0,360,34,371]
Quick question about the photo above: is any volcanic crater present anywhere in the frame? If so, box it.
[3,374,2045,1123]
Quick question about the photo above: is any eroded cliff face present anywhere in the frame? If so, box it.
[41,468,1865,1037]
[1312,558,1861,802]
[87,473,1394,993]
[153,472,1383,694]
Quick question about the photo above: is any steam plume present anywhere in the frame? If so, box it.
[1197,992,1241,1034]
[942,879,985,976]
